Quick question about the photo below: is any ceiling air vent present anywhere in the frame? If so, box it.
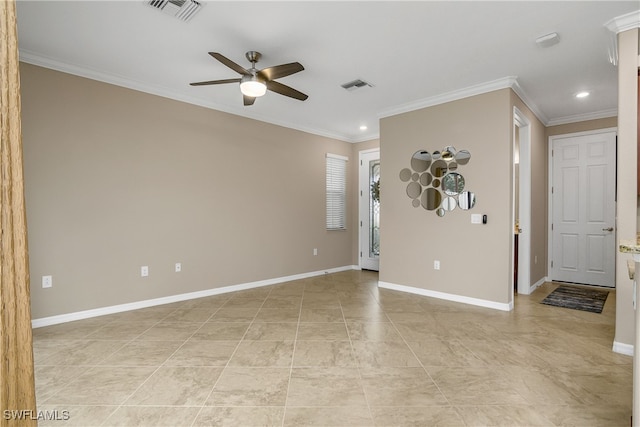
[147,0,202,22]
[341,79,373,92]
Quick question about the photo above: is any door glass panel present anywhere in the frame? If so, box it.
[369,160,380,258]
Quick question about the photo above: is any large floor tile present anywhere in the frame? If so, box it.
[191,322,250,340]
[351,341,421,368]
[40,339,128,366]
[124,366,222,406]
[243,322,298,340]
[283,406,373,426]
[165,339,239,366]
[454,404,555,426]
[428,366,530,406]
[102,406,200,427]
[286,367,367,407]
[46,366,155,405]
[359,367,449,406]
[228,340,294,367]
[206,367,290,406]
[98,340,183,366]
[193,406,285,427]
[30,272,630,427]
[370,406,465,427]
[296,322,349,340]
[293,340,356,367]
[136,322,201,341]
[408,338,485,367]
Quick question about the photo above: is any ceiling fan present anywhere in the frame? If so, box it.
[190,51,308,106]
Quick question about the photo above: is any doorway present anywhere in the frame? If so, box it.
[513,108,532,296]
[548,129,617,288]
[359,149,380,271]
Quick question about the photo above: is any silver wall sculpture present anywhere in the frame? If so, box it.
[399,146,476,217]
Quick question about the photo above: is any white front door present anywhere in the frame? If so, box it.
[550,130,616,287]
[359,149,380,271]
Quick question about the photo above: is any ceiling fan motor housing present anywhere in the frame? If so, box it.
[245,51,262,65]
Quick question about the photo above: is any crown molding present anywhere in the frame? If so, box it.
[378,76,549,126]
[378,76,518,120]
[546,109,618,127]
[605,9,640,34]
[509,79,549,125]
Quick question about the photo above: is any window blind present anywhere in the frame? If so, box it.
[326,153,348,230]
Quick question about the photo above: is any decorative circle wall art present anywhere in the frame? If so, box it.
[398,147,476,216]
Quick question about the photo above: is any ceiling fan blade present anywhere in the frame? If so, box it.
[258,62,304,81]
[266,80,308,101]
[209,52,251,75]
[243,95,256,106]
[189,78,241,86]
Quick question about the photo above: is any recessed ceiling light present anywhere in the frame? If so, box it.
[575,91,590,99]
[359,125,368,131]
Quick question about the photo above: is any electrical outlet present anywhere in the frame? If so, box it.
[313,248,318,256]
[42,275,53,288]
[434,260,440,270]
[175,262,181,272]
[141,266,149,277]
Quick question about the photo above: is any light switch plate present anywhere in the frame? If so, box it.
[471,214,482,224]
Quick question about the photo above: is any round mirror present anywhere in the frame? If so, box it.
[436,208,446,217]
[410,150,431,173]
[411,173,419,182]
[448,162,458,172]
[421,188,442,211]
[399,168,412,182]
[455,150,471,165]
[442,196,457,211]
[431,151,441,160]
[432,179,440,188]
[412,199,421,208]
[458,191,476,210]
[420,173,432,186]
[406,182,422,199]
[431,160,447,177]
[442,172,465,196]
[441,146,457,161]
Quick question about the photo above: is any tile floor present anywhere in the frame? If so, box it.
[33,270,632,426]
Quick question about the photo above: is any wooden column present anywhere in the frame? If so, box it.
[0,0,37,425]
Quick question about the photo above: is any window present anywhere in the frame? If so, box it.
[326,153,348,230]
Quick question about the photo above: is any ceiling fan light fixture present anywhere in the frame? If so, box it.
[240,75,267,97]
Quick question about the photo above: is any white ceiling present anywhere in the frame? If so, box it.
[16,1,639,142]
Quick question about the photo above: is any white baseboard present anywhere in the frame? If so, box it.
[32,265,357,328]
[530,277,546,293]
[378,281,513,312]
[612,341,634,356]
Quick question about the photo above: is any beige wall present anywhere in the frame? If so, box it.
[379,89,515,304]
[21,63,356,319]
[614,28,638,348]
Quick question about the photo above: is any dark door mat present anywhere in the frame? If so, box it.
[540,285,609,313]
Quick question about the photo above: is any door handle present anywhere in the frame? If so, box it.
[602,227,614,232]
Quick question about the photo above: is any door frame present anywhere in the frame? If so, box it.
[359,148,380,271]
[512,107,532,296]
[547,127,618,286]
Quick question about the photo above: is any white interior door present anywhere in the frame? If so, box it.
[359,149,380,271]
[550,131,616,287]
